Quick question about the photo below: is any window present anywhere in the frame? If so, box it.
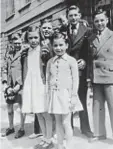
[6,0,15,18]
[20,0,31,8]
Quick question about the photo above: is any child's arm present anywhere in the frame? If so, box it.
[69,58,80,111]
[2,55,8,85]
[46,59,51,93]
[70,58,79,99]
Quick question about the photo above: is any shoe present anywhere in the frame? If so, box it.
[89,135,106,142]
[34,140,45,149]
[15,129,25,139]
[82,131,93,138]
[2,128,15,137]
[34,140,54,149]
[28,133,43,139]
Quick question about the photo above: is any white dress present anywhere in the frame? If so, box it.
[46,54,83,114]
[22,46,47,113]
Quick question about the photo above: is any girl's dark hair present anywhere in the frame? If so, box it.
[93,8,108,19]
[24,25,39,43]
[52,32,69,44]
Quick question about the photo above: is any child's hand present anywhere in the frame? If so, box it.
[13,84,21,94]
[69,95,83,112]
[41,48,50,63]
[69,95,78,111]
[7,87,14,95]
[77,59,86,70]
[21,48,28,58]
[3,83,8,92]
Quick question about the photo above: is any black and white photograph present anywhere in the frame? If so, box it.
[0,0,113,149]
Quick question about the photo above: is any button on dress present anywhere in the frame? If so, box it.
[46,53,83,114]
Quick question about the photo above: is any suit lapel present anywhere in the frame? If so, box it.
[72,24,87,46]
[92,28,113,57]
[7,50,14,61]
[11,49,22,63]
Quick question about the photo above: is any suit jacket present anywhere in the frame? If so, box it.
[2,48,22,87]
[67,22,91,79]
[89,27,113,84]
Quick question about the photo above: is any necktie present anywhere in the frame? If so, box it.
[71,25,77,35]
[97,31,102,42]
[71,25,77,30]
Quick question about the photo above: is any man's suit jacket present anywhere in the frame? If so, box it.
[67,22,91,79]
[89,27,113,84]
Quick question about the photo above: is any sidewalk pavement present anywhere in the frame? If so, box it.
[0,90,113,149]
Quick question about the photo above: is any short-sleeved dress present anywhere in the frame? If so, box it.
[46,53,83,114]
[22,46,47,113]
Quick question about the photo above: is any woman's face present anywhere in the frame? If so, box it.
[41,22,53,38]
[28,32,40,48]
[94,13,108,32]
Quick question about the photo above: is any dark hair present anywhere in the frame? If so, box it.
[41,18,52,26]
[11,33,21,40]
[93,8,108,19]
[52,32,69,44]
[24,25,39,43]
[66,5,81,16]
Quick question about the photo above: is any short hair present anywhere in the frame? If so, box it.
[52,32,69,44]
[27,25,39,32]
[41,18,52,26]
[93,8,108,19]
[66,5,81,16]
[11,33,21,40]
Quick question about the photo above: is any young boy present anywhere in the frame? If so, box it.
[2,33,25,139]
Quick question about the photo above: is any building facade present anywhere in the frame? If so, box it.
[1,0,113,68]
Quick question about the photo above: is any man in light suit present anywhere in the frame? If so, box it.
[89,9,113,141]
[66,5,93,138]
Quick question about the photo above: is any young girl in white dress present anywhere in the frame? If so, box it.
[46,33,83,149]
[21,26,53,148]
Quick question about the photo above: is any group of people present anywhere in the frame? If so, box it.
[2,5,113,149]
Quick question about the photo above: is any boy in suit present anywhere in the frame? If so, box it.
[66,5,93,138]
[2,33,25,138]
[89,9,113,141]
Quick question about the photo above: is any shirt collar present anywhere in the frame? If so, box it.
[29,45,40,53]
[97,27,108,36]
[53,53,68,63]
[70,23,79,30]
[69,23,79,34]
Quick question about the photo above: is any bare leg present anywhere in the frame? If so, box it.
[36,113,46,138]
[62,113,73,149]
[55,114,64,149]
[7,104,14,129]
[18,103,26,130]
[42,112,53,140]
